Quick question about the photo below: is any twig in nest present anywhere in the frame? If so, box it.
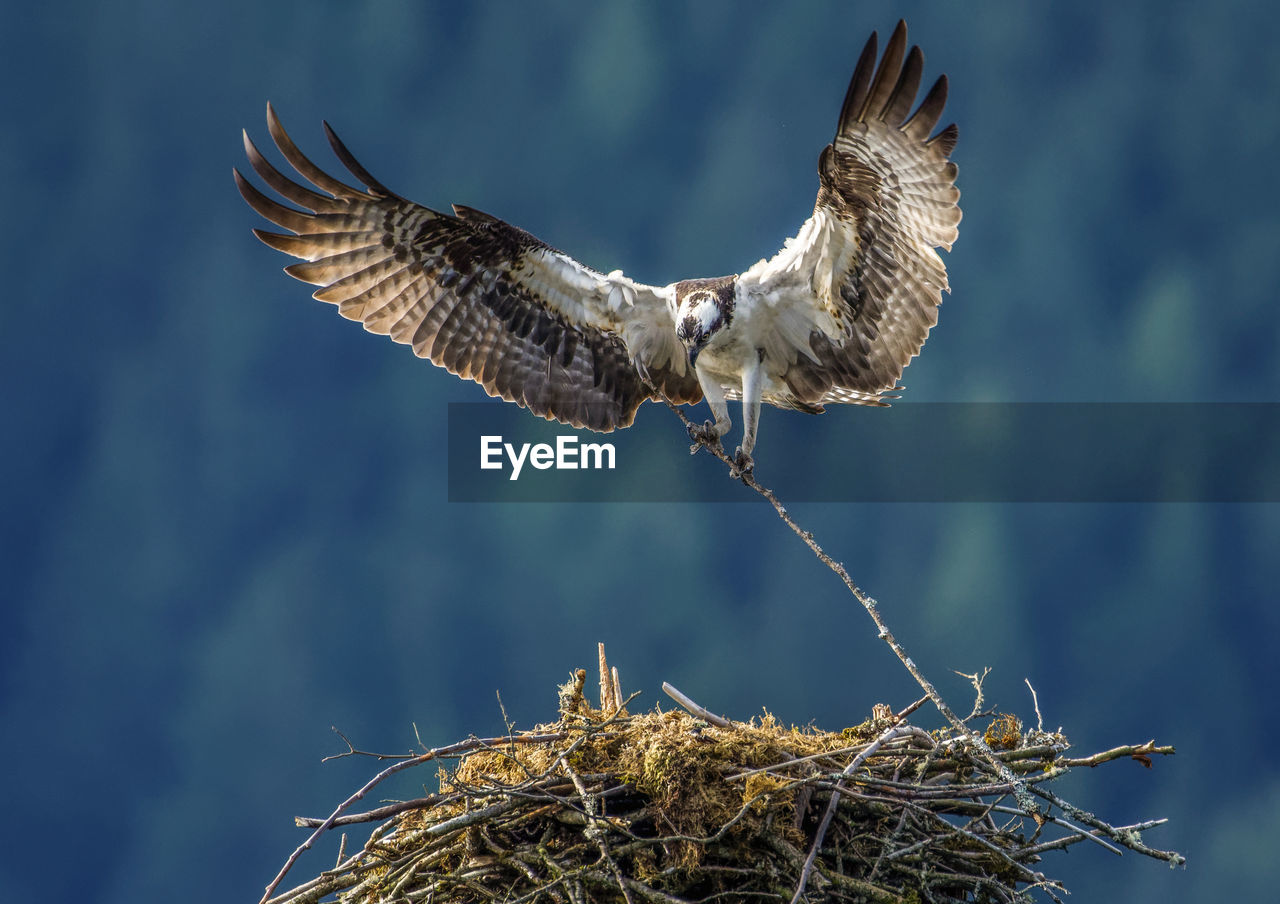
[661,682,733,727]
[1026,677,1045,732]
[323,726,417,763]
[257,731,570,904]
[957,666,993,721]
[790,723,912,904]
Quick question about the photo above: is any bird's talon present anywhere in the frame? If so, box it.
[731,447,754,478]
[687,419,723,452]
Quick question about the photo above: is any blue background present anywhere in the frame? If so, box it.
[3,2,1278,901]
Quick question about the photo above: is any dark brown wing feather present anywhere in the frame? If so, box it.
[235,104,699,432]
[782,20,961,406]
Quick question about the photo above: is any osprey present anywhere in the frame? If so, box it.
[236,21,959,473]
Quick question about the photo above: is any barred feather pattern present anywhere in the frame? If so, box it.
[235,105,699,432]
[743,20,961,409]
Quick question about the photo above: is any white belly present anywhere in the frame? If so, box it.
[695,330,792,398]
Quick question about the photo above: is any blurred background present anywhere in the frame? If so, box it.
[3,1,1278,901]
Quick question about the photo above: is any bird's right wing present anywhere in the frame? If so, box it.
[235,105,700,432]
[740,21,961,407]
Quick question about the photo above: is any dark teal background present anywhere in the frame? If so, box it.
[3,2,1278,901]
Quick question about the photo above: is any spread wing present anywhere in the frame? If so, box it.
[235,104,700,432]
[740,20,961,407]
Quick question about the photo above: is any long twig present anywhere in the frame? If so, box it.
[1057,740,1174,768]
[259,731,569,904]
[295,792,462,828]
[663,400,1038,813]
[1029,784,1186,865]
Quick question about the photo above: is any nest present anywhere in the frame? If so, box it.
[264,660,1180,904]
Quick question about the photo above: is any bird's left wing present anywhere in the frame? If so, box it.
[740,21,961,407]
[235,104,700,432]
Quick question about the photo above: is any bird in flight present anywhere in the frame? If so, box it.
[236,20,959,474]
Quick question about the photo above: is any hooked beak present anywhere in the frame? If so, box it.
[686,345,700,369]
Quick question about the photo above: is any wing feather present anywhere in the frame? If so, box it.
[836,32,878,132]
[284,246,395,285]
[264,103,378,201]
[741,20,960,409]
[882,46,924,126]
[254,229,380,257]
[856,20,907,123]
[234,170,320,234]
[904,76,951,141]
[236,105,700,431]
[347,270,424,328]
[243,133,346,213]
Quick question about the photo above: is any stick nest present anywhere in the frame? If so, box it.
[266,667,1180,904]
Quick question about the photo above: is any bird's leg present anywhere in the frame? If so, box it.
[732,355,763,477]
[688,369,731,454]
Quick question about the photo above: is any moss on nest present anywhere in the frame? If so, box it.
[265,664,1179,904]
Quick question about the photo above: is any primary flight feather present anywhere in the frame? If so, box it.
[236,20,960,472]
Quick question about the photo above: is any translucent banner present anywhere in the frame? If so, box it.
[447,402,1280,503]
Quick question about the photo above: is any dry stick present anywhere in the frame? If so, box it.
[295,792,461,828]
[728,734,928,782]
[661,399,1039,817]
[598,642,615,714]
[1025,677,1045,732]
[790,724,912,904]
[870,728,945,883]
[1029,784,1186,865]
[1021,818,1171,858]
[895,693,930,723]
[661,681,734,727]
[259,731,568,904]
[611,667,624,713]
[564,761,637,904]
[1058,740,1174,768]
